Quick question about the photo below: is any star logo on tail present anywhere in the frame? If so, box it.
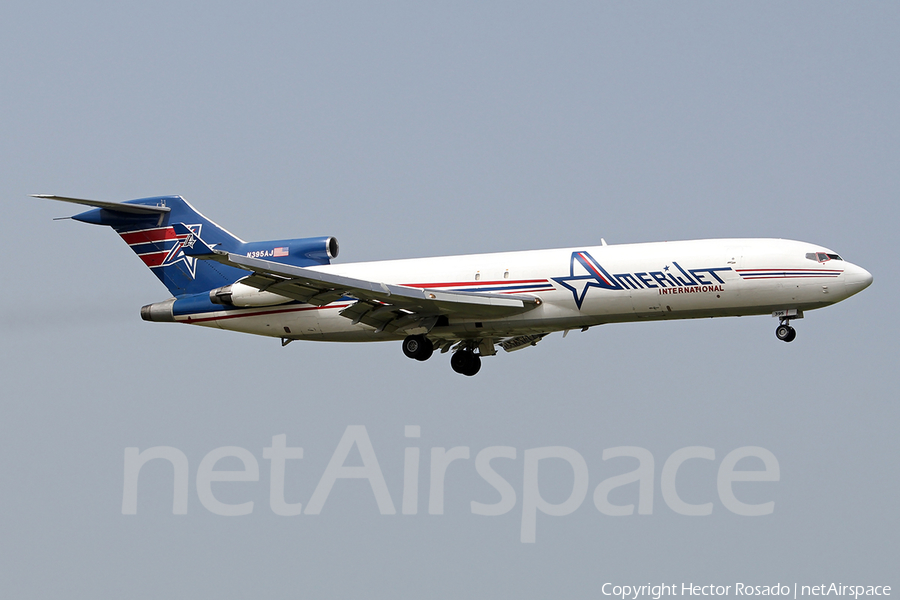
[161,224,202,279]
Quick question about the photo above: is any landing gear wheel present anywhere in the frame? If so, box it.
[450,350,481,376]
[402,335,434,361]
[775,324,796,342]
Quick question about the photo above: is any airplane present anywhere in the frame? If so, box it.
[35,194,873,376]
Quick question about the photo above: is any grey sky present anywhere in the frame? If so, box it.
[1,2,897,598]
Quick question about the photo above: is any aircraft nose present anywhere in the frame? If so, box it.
[844,263,873,296]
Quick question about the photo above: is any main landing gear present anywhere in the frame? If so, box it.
[450,349,481,377]
[402,334,434,361]
[401,334,482,376]
[775,320,797,343]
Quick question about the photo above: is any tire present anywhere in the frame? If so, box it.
[464,353,481,376]
[415,337,434,361]
[402,335,433,360]
[775,325,791,341]
[451,350,481,376]
[450,350,468,373]
[784,326,796,342]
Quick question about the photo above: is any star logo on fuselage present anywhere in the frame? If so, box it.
[552,251,623,309]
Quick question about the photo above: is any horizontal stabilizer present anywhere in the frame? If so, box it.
[32,195,171,215]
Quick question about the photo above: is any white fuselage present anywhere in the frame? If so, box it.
[175,238,872,342]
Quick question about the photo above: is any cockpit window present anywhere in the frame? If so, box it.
[806,252,843,262]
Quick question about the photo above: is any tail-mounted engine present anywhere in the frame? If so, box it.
[210,281,293,308]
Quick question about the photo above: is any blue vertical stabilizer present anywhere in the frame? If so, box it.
[69,196,251,297]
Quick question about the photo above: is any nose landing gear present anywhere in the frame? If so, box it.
[772,309,802,343]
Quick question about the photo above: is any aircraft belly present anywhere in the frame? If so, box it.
[316,306,381,341]
[186,319,223,330]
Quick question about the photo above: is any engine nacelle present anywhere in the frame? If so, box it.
[242,236,339,264]
[210,282,293,308]
[280,235,339,263]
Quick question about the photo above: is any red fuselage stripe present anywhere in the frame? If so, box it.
[736,269,843,274]
[403,278,548,288]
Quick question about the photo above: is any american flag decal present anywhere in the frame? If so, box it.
[274,247,289,257]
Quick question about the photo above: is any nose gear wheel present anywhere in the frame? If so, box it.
[775,321,797,342]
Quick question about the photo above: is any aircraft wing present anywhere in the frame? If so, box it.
[176,225,541,334]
